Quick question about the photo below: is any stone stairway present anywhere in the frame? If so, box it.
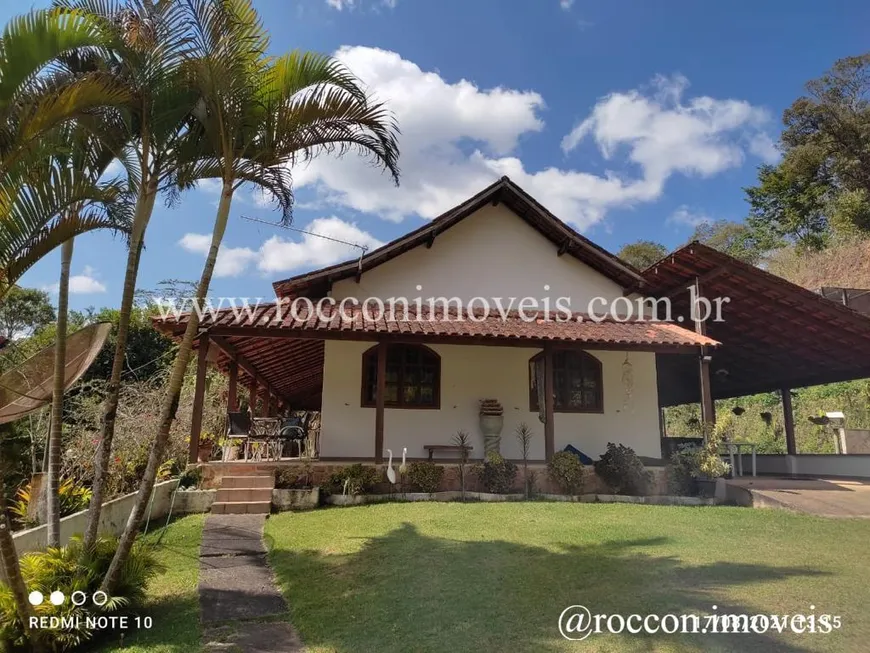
[212,473,273,514]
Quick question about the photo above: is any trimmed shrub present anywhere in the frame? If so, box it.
[327,464,380,496]
[547,451,584,495]
[473,453,518,494]
[178,467,202,490]
[406,462,444,494]
[667,451,698,496]
[0,536,164,651]
[594,443,650,495]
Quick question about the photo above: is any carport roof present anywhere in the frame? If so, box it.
[647,242,870,406]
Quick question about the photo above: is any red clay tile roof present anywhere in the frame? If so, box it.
[154,302,718,350]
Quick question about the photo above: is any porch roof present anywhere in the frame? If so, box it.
[154,304,717,409]
[647,243,870,405]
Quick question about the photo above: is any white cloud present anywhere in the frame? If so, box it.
[178,233,258,278]
[178,217,382,278]
[44,265,107,294]
[667,206,712,229]
[562,74,775,184]
[259,217,383,273]
[748,132,780,163]
[290,48,775,231]
[560,0,575,9]
[326,0,396,9]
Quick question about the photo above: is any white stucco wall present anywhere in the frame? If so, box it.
[330,203,624,311]
[319,202,661,461]
[320,341,661,461]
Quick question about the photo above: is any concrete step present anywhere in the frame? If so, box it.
[215,488,272,503]
[221,475,274,489]
[211,501,272,515]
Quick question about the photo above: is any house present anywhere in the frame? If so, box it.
[155,177,870,470]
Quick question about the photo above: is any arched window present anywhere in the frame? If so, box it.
[529,350,603,413]
[362,344,440,409]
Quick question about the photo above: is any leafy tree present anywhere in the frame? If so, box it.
[781,54,870,193]
[101,0,400,592]
[743,53,870,247]
[83,305,175,382]
[744,161,831,252]
[0,287,55,339]
[689,220,762,265]
[617,240,667,270]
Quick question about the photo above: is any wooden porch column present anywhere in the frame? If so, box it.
[544,344,555,461]
[782,387,797,455]
[693,276,715,428]
[375,342,387,464]
[188,334,210,464]
[227,360,238,412]
[248,380,259,416]
[698,353,715,427]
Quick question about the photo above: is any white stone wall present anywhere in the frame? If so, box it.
[11,480,179,556]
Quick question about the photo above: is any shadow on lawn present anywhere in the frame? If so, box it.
[270,522,827,653]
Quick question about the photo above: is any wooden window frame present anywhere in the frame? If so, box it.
[529,348,603,414]
[361,343,441,410]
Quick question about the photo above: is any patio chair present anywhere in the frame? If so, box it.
[224,411,252,461]
[277,416,307,458]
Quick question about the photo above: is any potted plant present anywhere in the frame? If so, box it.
[218,435,240,461]
[197,432,216,463]
[691,422,731,498]
[479,398,504,455]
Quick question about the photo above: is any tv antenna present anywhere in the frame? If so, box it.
[240,215,369,273]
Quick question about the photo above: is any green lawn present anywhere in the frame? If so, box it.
[264,503,870,653]
[95,514,205,653]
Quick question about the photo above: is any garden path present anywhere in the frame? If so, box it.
[199,514,304,652]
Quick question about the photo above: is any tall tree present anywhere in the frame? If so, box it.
[0,286,55,339]
[0,5,126,636]
[45,121,131,547]
[690,220,762,265]
[46,238,72,547]
[101,0,400,592]
[616,240,668,270]
[744,53,870,247]
[60,0,200,548]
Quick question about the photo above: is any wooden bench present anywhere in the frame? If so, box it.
[424,444,472,461]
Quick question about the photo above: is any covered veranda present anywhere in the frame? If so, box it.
[154,304,716,466]
[648,242,870,464]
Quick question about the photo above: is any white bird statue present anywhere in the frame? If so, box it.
[386,449,396,484]
[398,447,408,477]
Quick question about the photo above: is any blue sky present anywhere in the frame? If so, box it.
[8,0,870,310]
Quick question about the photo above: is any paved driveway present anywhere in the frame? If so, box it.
[728,477,870,517]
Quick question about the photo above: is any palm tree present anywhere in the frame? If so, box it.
[0,7,130,296]
[0,7,127,178]
[0,7,128,634]
[48,0,200,548]
[45,123,132,547]
[101,0,400,592]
